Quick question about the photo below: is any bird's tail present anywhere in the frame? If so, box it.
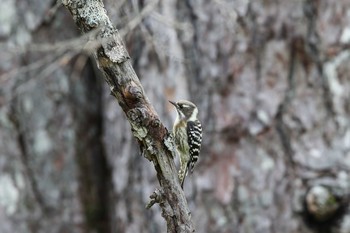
[180,166,189,189]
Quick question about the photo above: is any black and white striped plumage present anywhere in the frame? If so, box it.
[169,100,202,188]
[187,120,202,173]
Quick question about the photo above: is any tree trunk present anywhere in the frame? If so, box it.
[0,0,350,232]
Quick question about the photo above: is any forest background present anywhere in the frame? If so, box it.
[1,0,350,232]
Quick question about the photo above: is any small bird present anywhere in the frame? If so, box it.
[169,100,202,188]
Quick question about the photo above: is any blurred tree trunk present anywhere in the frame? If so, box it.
[1,0,350,233]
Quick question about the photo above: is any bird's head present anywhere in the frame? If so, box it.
[169,100,198,121]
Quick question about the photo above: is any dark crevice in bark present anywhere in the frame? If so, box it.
[303,0,335,117]
[124,145,146,228]
[275,38,297,175]
[70,57,113,233]
[177,0,202,99]
[8,102,48,213]
[124,1,147,73]
[247,5,267,128]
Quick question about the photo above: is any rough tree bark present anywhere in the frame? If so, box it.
[1,0,350,233]
[62,0,194,232]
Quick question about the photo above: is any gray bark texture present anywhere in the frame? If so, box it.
[63,1,193,232]
[1,0,350,233]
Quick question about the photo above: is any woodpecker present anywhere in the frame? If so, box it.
[169,100,202,188]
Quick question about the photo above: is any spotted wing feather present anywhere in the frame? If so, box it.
[186,120,202,174]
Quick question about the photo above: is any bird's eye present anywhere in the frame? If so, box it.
[178,104,183,109]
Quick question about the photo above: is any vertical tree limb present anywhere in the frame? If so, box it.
[62,0,194,232]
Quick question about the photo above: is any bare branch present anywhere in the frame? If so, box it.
[62,0,194,232]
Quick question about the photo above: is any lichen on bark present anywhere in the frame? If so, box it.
[62,0,194,232]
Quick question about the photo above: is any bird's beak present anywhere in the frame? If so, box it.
[169,100,177,108]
